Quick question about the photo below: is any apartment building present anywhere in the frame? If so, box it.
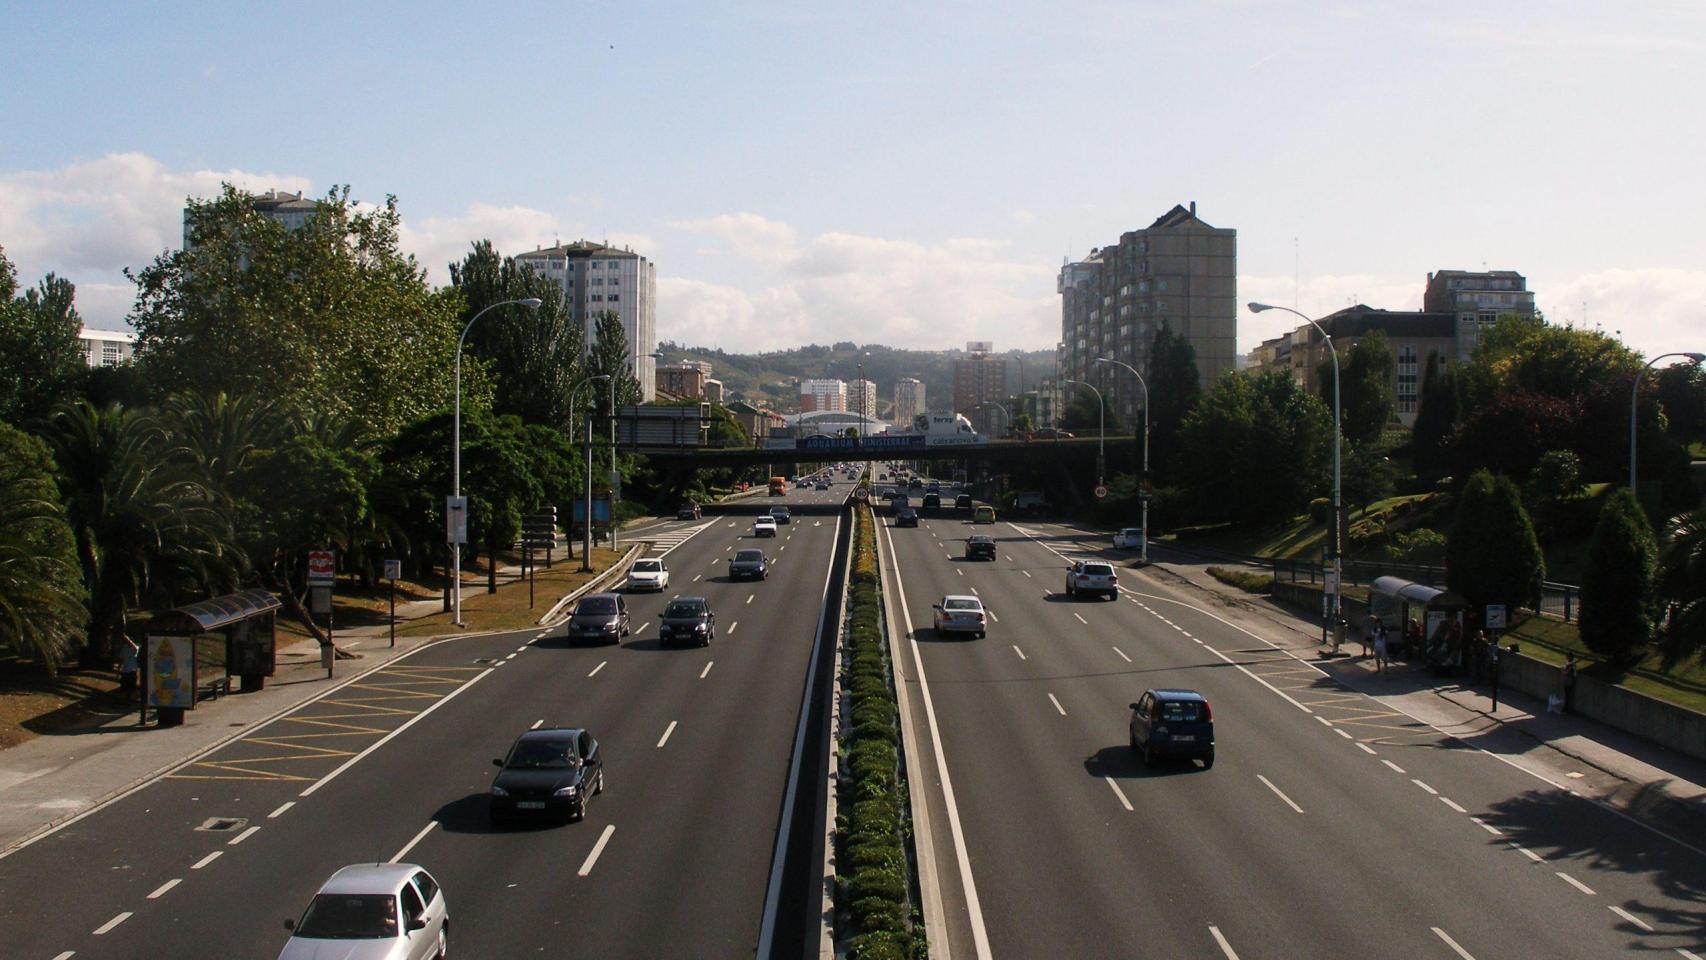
[953,341,1008,436]
[799,379,847,413]
[515,240,660,400]
[893,377,926,425]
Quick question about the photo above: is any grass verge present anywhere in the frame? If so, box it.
[1206,566,1273,594]
[1505,614,1706,716]
[835,503,926,959]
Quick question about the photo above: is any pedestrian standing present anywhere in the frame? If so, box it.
[1373,622,1389,673]
[1562,653,1578,714]
[1362,612,1378,658]
[118,637,139,703]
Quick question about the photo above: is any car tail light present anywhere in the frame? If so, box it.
[1201,701,1213,721]
[1109,575,1118,584]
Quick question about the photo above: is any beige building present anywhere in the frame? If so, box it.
[893,377,925,425]
[953,342,1009,436]
[1058,203,1237,423]
[1423,269,1537,357]
[799,379,846,413]
[657,361,709,400]
[848,379,877,424]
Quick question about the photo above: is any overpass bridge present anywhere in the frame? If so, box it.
[630,435,1133,470]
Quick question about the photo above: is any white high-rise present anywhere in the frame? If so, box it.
[515,240,659,401]
[848,379,877,424]
[893,377,925,425]
[799,379,846,413]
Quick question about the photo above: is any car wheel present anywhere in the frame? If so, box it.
[573,797,588,822]
[700,632,710,647]
[436,925,448,959]
[595,769,606,795]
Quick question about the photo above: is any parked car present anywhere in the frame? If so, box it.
[676,502,701,520]
[932,594,989,638]
[625,558,669,592]
[965,535,996,561]
[1113,527,1145,551]
[954,494,974,511]
[566,593,630,644]
[729,549,770,580]
[769,505,792,524]
[489,727,604,823]
[895,507,919,528]
[1130,689,1215,768]
[973,505,997,524]
[658,596,715,646]
[280,863,448,960]
[1065,560,1119,600]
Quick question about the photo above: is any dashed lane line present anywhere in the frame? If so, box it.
[1209,925,1243,960]
[92,913,131,936]
[191,851,221,869]
[1257,774,1304,814]
[657,720,679,748]
[1556,872,1596,895]
[700,661,714,679]
[1432,927,1477,960]
[588,661,607,677]
[1609,905,1654,932]
[1047,693,1067,716]
[1012,645,1027,660]
[1105,777,1134,811]
[578,824,616,877]
[147,878,181,899]
[268,801,294,818]
[390,821,438,863]
[228,825,261,846]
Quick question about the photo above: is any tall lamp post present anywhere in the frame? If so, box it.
[450,297,542,626]
[1063,378,1105,486]
[1630,352,1706,494]
[1249,302,1342,643]
[1095,357,1151,564]
[571,375,611,571]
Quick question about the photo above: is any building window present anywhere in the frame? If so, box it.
[103,344,122,365]
[1157,278,1168,292]
[1158,301,1167,312]
[592,294,604,302]
[608,293,619,302]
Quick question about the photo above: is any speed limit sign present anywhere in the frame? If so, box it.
[1093,484,1109,500]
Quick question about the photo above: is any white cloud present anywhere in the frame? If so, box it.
[1540,268,1706,359]
[668,212,798,265]
[1236,272,1421,351]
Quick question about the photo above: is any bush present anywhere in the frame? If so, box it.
[1579,488,1658,663]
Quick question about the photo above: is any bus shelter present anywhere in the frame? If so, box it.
[148,589,282,702]
[1368,576,1469,672]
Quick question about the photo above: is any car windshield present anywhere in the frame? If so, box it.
[665,602,706,618]
[944,598,980,611]
[507,737,577,769]
[295,893,398,939]
[1159,701,1205,722]
[632,560,661,573]
[576,597,616,615]
[735,550,764,561]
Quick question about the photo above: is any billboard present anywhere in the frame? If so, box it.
[146,635,197,710]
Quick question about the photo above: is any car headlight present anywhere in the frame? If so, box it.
[554,785,578,798]
[491,786,509,797]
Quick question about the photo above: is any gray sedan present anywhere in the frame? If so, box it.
[280,862,448,960]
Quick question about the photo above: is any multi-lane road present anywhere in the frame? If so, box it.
[881,506,1706,959]
[0,481,849,960]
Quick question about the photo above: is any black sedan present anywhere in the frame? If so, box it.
[965,535,996,560]
[895,507,919,528]
[490,728,604,824]
[659,597,715,646]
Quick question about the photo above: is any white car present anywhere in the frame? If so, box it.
[1113,528,1145,551]
[754,517,778,537]
[932,594,989,639]
[626,558,669,592]
[1066,560,1119,600]
[280,863,447,960]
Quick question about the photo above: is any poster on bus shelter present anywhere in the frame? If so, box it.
[146,634,197,709]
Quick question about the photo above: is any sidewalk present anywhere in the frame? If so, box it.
[1144,543,1706,847]
[0,540,631,857]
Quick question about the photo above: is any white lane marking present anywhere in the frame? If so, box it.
[1356,742,1377,755]
[957,569,964,577]
[728,621,738,635]
[268,801,294,818]
[1412,779,1438,796]
[578,824,616,877]
[1012,645,1027,660]
[692,574,702,582]
[1472,818,1503,836]
[531,719,544,730]
[191,851,222,869]
[700,661,714,679]
[1209,925,1243,960]
[1315,716,1334,727]
[147,878,181,899]
[1047,693,1067,716]
[1112,646,1132,662]
[1005,555,1014,562]
[1677,949,1704,960]
[588,661,607,677]
[390,821,438,862]
[1556,872,1596,895]
[519,644,532,651]
[504,652,517,661]
[779,546,785,552]
[51,952,74,960]
[1440,797,1468,814]
[1105,776,1134,811]
[987,610,999,622]
[228,825,261,846]
[1382,759,1407,774]
[1021,570,1031,578]
[1073,613,1087,624]
[1257,774,1305,813]
[657,720,678,748]
[1432,927,1477,960]
[493,659,506,667]
[746,594,754,604]
[1334,728,1352,740]
[969,586,979,596]
[1510,842,1544,863]
[880,521,993,960]
[92,913,131,935]
[1609,905,1654,931]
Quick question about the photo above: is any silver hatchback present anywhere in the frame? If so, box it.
[280,862,447,960]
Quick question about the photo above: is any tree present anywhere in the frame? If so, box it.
[1343,441,1396,515]
[1411,350,1459,481]
[128,185,475,436]
[1059,390,1122,434]
[1451,389,1581,481]
[1319,330,1395,447]
[1175,370,1332,527]
[0,423,87,673]
[0,248,86,425]
[1446,470,1545,617]
[449,241,585,427]
[1579,488,1658,664]
[1146,322,1202,483]
[1655,361,1706,448]
[1656,507,1706,667]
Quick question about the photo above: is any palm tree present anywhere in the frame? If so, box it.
[1657,507,1706,667]
[0,425,87,673]
[45,401,236,667]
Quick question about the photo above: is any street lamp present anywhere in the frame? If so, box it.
[1062,378,1105,486]
[1631,351,1706,493]
[1250,301,1342,645]
[570,375,612,571]
[1095,357,1150,564]
[451,297,543,625]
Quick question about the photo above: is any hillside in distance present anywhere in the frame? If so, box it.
[655,341,1055,418]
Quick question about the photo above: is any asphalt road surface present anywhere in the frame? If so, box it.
[881,508,1706,960]
[0,481,850,960]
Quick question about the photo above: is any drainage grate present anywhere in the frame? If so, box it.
[196,817,248,833]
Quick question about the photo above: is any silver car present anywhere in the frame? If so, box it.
[280,862,448,960]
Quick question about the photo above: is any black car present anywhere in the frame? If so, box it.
[769,506,792,524]
[1130,689,1215,769]
[955,493,974,511]
[922,492,941,509]
[658,597,715,646]
[729,548,769,580]
[965,535,996,560]
[490,727,604,824]
[565,593,630,645]
[676,502,701,520]
[895,507,919,528]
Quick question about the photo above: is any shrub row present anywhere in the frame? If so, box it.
[836,503,925,960]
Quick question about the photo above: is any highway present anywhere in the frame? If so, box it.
[879,502,1706,959]
[0,479,850,960]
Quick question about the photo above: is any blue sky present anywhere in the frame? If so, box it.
[4,0,1703,356]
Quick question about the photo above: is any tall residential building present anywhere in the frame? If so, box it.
[893,377,926,425]
[953,341,1008,436]
[848,379,877,424]
[1423,269,1537,357]
[1058,202,1237,423]
[515,240,660,401]
[799,379,847,413]
[78,328,136,367]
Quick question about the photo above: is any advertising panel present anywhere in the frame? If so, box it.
[146,635,197,710]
